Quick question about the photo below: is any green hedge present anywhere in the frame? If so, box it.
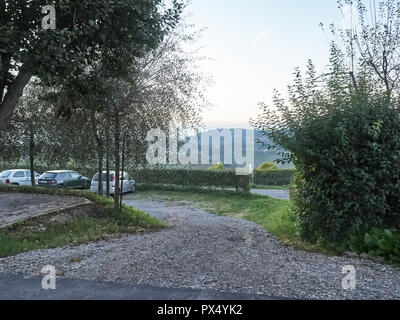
[130,168,250,192]
[253,170,296,186]
[0,163,251,192]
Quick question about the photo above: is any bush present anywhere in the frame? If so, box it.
[290,100,400,245]
[349,229,400,264]
[253,169,295,186]
[130,167,250,192]
[208,162,225,171]
[256,162,278,171]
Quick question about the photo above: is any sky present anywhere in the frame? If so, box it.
[183,0,350,129]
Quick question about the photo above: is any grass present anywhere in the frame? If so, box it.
[136,182,250,193]
[0,185,163,257]
[127,190,336,255]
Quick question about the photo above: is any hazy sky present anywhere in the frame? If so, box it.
[184,0,348,129]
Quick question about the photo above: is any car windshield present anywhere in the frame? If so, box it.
[93,173,113,181]
[41,172,57,179]
[0,171,11,178]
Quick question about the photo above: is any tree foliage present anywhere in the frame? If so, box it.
[256,162,278,171]
[0,0,183,128]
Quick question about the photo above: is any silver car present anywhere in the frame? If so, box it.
[0,169,40,186]
[90,171,135,195]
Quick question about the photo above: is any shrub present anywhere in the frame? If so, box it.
[290,100,400,245]
[208,162,225,171]
[253,169,295,186]
[256,162,278,171]
[130,167,250,192]
[349,229,400,264]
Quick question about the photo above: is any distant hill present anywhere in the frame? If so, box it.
[184,129,294,169]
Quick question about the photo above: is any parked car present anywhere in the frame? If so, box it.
[0,169,40,186]
[38,170,91,189]
[90,171,135,195]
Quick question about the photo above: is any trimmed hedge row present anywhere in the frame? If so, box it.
[130,168,251,192]
[0,163,251,192]
[253,169,296,186]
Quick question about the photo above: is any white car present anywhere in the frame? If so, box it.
[0,169,40,186]
[90,171,135,195]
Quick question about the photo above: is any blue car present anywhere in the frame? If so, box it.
[38,170,91,189]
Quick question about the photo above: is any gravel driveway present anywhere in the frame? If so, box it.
[0,196,399,300]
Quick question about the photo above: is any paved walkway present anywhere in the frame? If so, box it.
[251,189,290,200]
[0,193,90,228]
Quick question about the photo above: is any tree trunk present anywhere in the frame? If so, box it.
[113,109,121,211]
[119,134,126,210]
[0,55,11,103]
[90,109,103,196]
[106,105,111,198]
[29,124,35,186]
[97,145,103,196]
[0,66,32,129]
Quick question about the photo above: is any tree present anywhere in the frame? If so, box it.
[0,84,54,184]
[256,162,278,172]
[0,0,183,129]
[209,162,225,171]
[320,0,400,99]
[11,18,209,210]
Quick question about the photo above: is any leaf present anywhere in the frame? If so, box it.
[364,233,374,247]
[349,242,360,252]
[384,229,394,240]
[378,239,390,251]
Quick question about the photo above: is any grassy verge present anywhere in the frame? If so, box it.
[136,182,248,194]
[127,190,336,255]
[0,185,163,257]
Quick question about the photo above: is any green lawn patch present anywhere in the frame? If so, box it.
[0,185,163,257]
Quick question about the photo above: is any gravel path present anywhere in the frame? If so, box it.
[0,197,399,300]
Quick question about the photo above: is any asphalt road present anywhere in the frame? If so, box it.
[0,273,280,300]
[251,189,290,200]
